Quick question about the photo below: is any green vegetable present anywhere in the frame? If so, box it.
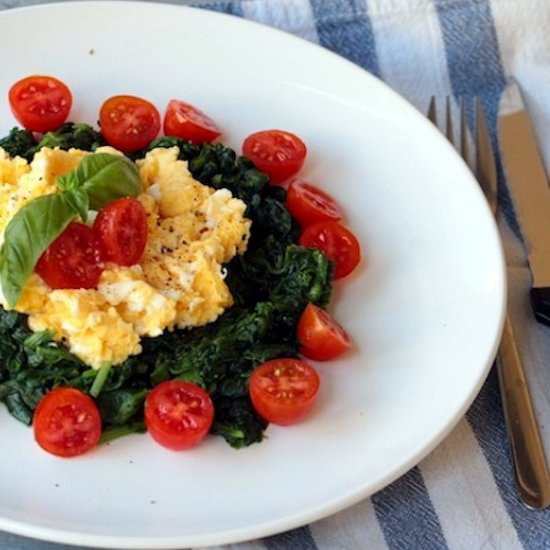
[57,153,141,213]
[0,311,88,425]
[0,132,333,448]
[212,397,267,448]
[0,123,105,162]
[0,154,141,306]
[34,123,105,154]
[0,128,37,161]
[0,194,76,307]
[96,389,147,425]
[89,363,112,398]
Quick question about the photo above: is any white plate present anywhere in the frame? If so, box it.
[0,2,505,548]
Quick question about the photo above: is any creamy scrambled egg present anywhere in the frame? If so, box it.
[0,146,251,368]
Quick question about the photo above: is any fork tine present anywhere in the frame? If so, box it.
[445,96,453,143]
[459,97,469,165]
[475,98,498,215]
[427,96,437,125]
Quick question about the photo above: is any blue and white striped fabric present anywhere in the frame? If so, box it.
[2,0,550,549]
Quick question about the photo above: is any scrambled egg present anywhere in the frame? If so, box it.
[0,146,251,368]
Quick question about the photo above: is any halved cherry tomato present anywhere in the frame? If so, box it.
[99,95,160,153]
[287,179,343,227]
[249,359,320,426]
[145,380,214,451]
[93,197,147,266]
[163,99,221,144]
[33,388,102,458]
[242,130,307,184]
[9,75,72,133]
[299,221,361,279]
[36,222,104,289]
[297,303,352,361]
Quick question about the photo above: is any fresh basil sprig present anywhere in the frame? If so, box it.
[0,154,141,307]
[57,154,141,219]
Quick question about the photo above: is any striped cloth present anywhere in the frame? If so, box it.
[1,0,550,549]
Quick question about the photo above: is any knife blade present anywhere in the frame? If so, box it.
[499,82,550,326]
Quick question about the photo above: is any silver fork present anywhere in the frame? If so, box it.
[428,97,550,509]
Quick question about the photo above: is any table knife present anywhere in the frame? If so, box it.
[499,83,550,325]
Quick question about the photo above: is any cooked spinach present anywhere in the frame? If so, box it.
[0,128,333,448]
[0,123,105,162]
[34,122,106,154]
[0,311,91,425]
[0,128,36,161]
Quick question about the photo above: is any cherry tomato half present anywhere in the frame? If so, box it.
[249,359,320,426]
[163,99,221,144]
[99,95,161,153]
[297,303,352,361]
[145,380,214,451]
[36,222,104,289]
[287,179,343,227]
[9,75,72,133]
[242,130,307,184]
[299,221,361,279]
[33,388,102,458]
[93,197,147,266]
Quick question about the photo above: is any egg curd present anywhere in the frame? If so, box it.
[0,146,251,368]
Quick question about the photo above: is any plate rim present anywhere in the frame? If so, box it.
[0,1,507,547]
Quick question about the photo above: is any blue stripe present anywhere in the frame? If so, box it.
[263,526,318,550]
[467,369,550,548]
[197,1,244,16]
[434,0,521,238]
[372,466,448,550]
[309,0,380,76]
[0,530,77,549]
[434,0,505,96]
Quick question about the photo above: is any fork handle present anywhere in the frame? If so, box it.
[496,314,550,508]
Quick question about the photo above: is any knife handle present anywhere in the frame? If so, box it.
[530,287,550,326]
[497,314,550,508]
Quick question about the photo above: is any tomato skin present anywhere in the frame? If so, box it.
[287,179,343,227]
[163,100,221,144]
[249,359,320,426]
[99,95,160,153]
[33,388,102,458]
[145,380,214,451]
[299,221,361,279]
[36,222,104,290]
[93,197,147,266]
[297,303,352,361]
[242,130,307,184]
[9,75,72,133]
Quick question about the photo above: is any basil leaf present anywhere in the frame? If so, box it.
[0,194,75,307]
[61,187,89,223]
[0,153,141,307]
[57,153,140,210]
